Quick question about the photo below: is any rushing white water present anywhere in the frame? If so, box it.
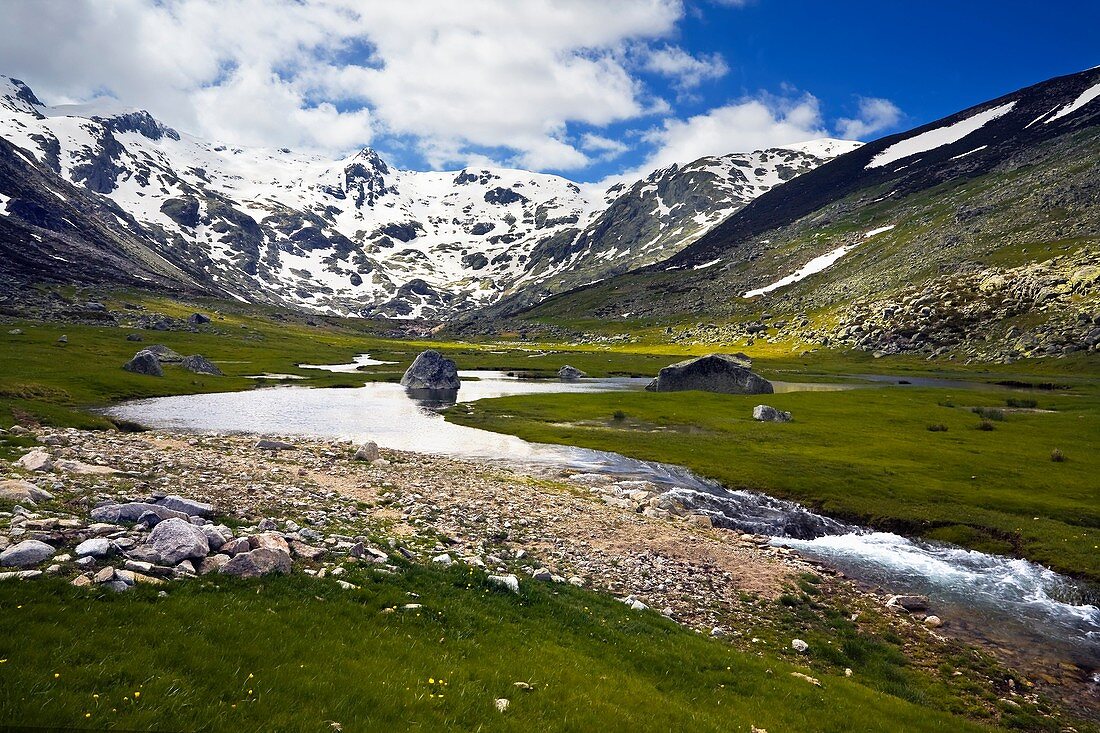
[104,363,1100,667]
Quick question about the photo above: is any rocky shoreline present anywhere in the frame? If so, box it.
[0,426,1083,723]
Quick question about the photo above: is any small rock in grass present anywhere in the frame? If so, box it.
[255,439,296,451]
[791,639,809,653]
[753,405,792,423]
[494,699,510,713]
[924,615,943,628]
[488,574,520,593]
[354,441,380,462]
[790,672,821,687]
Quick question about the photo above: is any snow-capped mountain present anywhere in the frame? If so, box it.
[0,75,855,318]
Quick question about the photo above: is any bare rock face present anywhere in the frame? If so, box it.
[0,479,53,503]
[15,450,53,473]
[0,539,55,567]
[219,548,292,578]
[645,353,773,395]
[122,350,163,377]
[180,354,223,376]
[147,517,209,564]
[557,365,586,380]
[400,349,460,391]
[753,405,792,422]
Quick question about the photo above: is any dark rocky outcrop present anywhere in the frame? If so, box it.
[646,353,772,394]
[122,350,163,377]
[558,365,587,380]
[400,349,460,391]
[180,354,223,376]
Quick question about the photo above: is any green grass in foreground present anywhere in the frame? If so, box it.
[0,567,1004,733]
[449,387,1100,581]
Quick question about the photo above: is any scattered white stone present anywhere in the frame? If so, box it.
[488,574,520,593]
[791,639,809,653]
[74,537,111,558]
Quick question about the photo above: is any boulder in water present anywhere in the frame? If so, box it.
[645,353,772,395]
[753,405,792,422]
[557,365,586,380]
[180,354,223,376]
[122,350,163,377]
[400,349,460,391]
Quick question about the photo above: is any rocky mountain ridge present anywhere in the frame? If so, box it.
[498,67,1100,362]
[0,75,854,319]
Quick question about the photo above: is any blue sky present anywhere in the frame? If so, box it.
[1,0,1096,183]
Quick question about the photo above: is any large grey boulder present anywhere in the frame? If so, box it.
[219,548,292,578]
[180,355,223,376]
[0,480,53,503]
[645,353,773,395]
[90,502,189,523]
[1,540,55,567]
[16,450,54,473]
[147,517,209,564]
[155,495,214,517]
[753,405,792,422]
[557,365,587,380]
[401,350,460,390]
[123,350,163,377]
[75,537,111,558]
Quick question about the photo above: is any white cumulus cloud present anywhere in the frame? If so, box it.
[0,0,684,168]
[837,97,903,139]
[641,45,729,90]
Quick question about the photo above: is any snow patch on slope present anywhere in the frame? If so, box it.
[1045,80,1100,123]
[867,103,1015,169]
[742,224,895,298]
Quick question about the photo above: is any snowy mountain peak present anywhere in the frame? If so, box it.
[0,76,852,319]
